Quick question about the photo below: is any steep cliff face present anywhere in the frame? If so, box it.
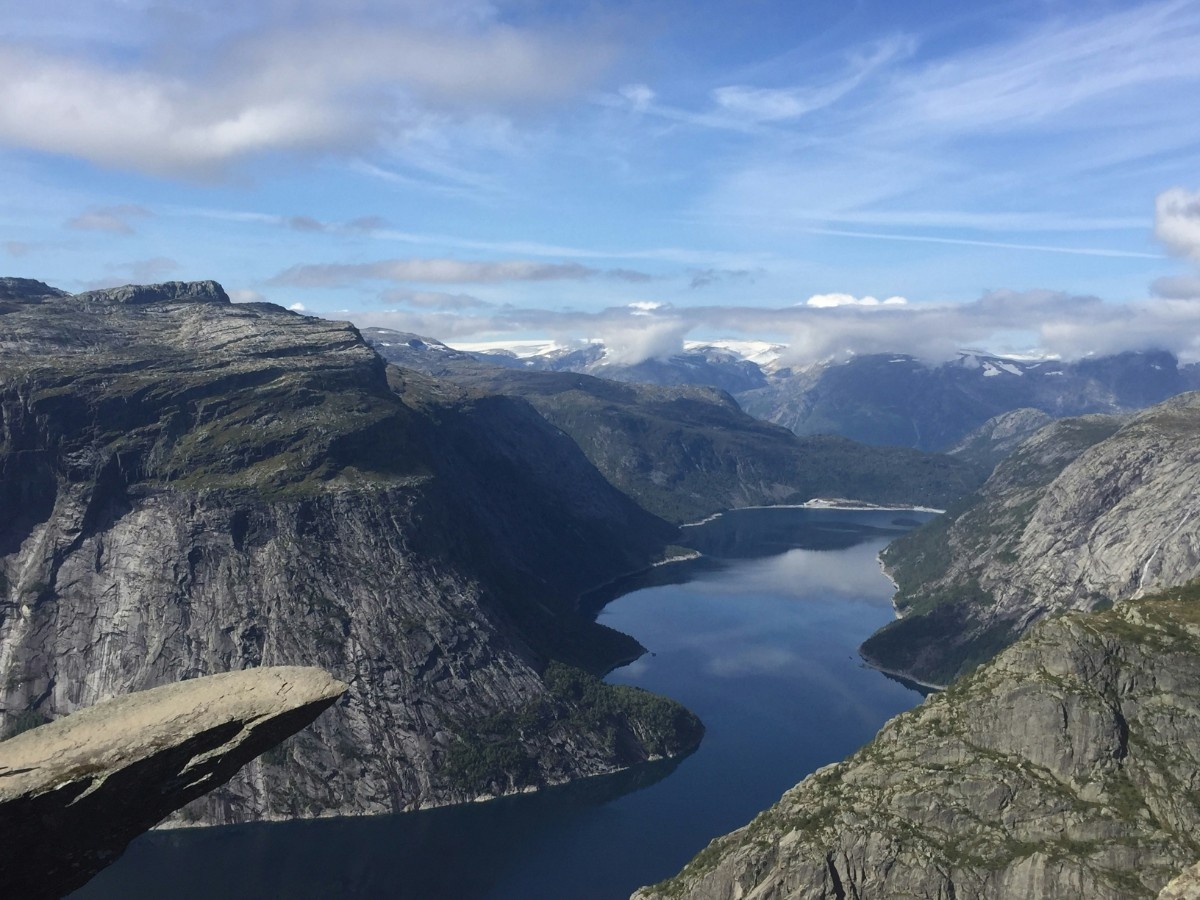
[864,394,1200,685]
[637,585,1200,900]
[373,336,983,524]
[0,667,345,899]
[0,280,698,825]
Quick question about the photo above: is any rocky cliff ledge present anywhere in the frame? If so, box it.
[0,667,345,899]
[636,584,1200,900]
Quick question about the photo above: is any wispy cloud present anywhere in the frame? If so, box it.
[885,1,1200,135]
[606,36,913,133]
[691,1,1200,242]
[65,204,153,235]
[799,226,1163,259]
[270,258,653,287]
[712,37,914,124]
[1156,186,1200,261]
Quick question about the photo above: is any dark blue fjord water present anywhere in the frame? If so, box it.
[72,508,932,900]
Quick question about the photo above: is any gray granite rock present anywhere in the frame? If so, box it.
[636,588,1200,900]
[0,280,696,827]
[0,667,345,899]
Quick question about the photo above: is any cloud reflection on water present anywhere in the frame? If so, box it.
[605,527,914,733]
[696,540,896,604]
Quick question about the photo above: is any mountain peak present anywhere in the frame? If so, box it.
[74,280,230,306]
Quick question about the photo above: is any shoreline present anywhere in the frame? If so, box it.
[858,651,947,692]
[681,499,946,528]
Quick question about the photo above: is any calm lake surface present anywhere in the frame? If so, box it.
[73,507,932,900]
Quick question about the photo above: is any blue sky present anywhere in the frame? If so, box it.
[3,0,1200,362]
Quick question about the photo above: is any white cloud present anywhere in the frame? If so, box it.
[0,14,615,177]
[122,257,180,282]
[805,293,907,308]
[288,302,307,312]
[627,300,667,312]
[596,317,691,365]
[343,287,1200,366]
[1155,187,1200,261]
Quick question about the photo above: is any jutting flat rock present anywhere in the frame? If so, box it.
[0,666,346,899]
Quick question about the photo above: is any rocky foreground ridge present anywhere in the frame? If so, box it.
[0,278,699,825]
[0,667,345,899]
[864,392,1200,685]
[636,584,1200,900]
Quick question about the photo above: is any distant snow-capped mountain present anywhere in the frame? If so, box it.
[363,328,1200,453]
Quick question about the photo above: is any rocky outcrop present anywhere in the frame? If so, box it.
[1160,861,1200,899]
[637,585,1200,900]
[0,667,346,899]
[0,280,696,826]
[865,394,1200,685]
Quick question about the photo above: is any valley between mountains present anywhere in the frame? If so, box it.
[4,278,1200,899]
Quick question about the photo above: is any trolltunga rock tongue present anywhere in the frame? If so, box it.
[0,666,346,899]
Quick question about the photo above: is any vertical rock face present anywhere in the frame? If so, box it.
[637,587,1200,900]
[0,281,697,825]
[865,393,1200,685]
[0,667,347,899]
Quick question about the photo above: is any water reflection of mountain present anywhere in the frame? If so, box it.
[679,508,912,560]
[581,508,930,616]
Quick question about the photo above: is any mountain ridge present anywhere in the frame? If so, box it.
[0,279,699,826]
[368,330,985,523]
[863,392,1200,686]
[382,328,1200,452]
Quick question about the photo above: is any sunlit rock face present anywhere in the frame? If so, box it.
[637,586,1200,900]
[866,392,1200,685]
[0,279,697,828]
[0,667,346,899]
